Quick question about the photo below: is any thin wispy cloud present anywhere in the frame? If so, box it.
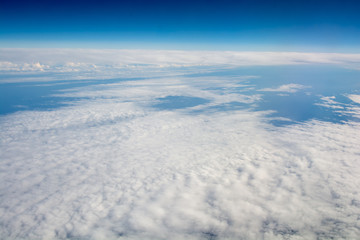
[348,94,360,104]
[258,84,309,93]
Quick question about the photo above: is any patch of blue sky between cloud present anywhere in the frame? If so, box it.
[1,49,360,239]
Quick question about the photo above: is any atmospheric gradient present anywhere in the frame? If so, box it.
[1,1,360,240]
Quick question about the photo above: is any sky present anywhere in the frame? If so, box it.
[1,0,360,51]
[1,1,360,239]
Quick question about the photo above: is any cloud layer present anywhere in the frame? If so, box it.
[1,49,360,82]
[1,69,360,239]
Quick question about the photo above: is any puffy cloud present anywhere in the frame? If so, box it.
[1,69,360,239]
[0,61,50,72]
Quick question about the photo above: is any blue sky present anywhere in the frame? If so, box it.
[1,0,360,51]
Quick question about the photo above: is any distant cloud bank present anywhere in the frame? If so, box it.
[1,49,360,82]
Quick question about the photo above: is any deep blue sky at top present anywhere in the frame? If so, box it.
[0,0,360,51]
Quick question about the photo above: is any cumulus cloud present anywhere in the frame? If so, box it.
[1,68,360,240]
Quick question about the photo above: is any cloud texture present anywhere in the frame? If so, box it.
[1,64,360,240]
[348,94,360,104]
[258,84,308,93]
[2,48,360,82]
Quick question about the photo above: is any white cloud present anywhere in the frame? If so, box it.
[1,48,358,67]
[1,49,360,83]
[258,83,308,93]
[1,71,360,239]
[0,61,19,71]
[315,95,360,119]
[348,94,360,104]
[315,96,345,109]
